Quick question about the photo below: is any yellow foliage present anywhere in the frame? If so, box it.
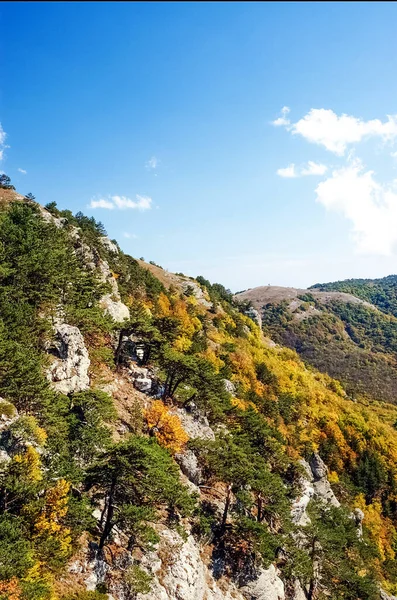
[355,494,396,563]
[173,335,192,352]
[157,292,172,316]
[230,397,258,412]
[13,446,42,482]
[145,400,189,454]
[34,479,72,555]
[328,470,339,484]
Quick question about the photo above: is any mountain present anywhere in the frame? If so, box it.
[2,176,397,600]
[236,284,397,404]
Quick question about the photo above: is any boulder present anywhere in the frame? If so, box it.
[46,323,90,394]
[100,294,130,323]
[134,377,152,393]
[240,565,285,600]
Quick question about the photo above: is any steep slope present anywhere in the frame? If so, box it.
[236,285,397,404]
[2,178,397,599]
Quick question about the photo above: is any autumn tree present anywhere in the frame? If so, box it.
[144,400,188,454]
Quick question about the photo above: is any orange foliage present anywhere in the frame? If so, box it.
[144,400,189,454]
[0,579,22,600]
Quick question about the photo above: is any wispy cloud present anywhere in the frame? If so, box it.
[123,232,138,239]
[275,107,397,155]
[90,194,153,211]
[272,106,290,127]
[0,124,7,162]
[18,168,27,175]
[145,156,158,170]
[277,161,327,178]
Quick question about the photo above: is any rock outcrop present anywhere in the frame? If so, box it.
[100,236,119,254]
[137,530,247,600]
[240,565,285,600]
[99,294,130,323]
[46,323,90,394]
[292,454,339,526]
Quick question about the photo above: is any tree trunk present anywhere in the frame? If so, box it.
[114,329,127,368]
[99,477,117,549]
[220,484,232,535]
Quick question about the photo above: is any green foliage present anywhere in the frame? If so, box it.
[61,592,108,600]
[87,435,195,549]
[0,515,34,580]
[124,563,153,594]
[294,501,380,600]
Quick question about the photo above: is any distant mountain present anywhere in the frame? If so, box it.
[311,275,397,317]
[236,283,397,403]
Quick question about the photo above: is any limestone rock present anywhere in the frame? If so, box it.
[46,323,90,394]
[240,565,285,600]
[99,294,130,323]
[223,379,236,395]
[309,453,328,480]
[310,454,340,508]
[175,449,202,485]
[380,591,397,600]
[291,579,307,600]
[100,236,119,254]
[181,280,212,308]
[137,530,245,600]
[173,407,215,441]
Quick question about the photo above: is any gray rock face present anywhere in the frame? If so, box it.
[100,236,119,254]
[181,280,212,308]
[46,323,90,394]
[240,565,285,600]
[137,530,247,600]
[309,454,340,508]
[223,379,236,395]
[292,455,340,526]
[134,377,152,393]
[173,407,215,441]
[291,579,307,600]
[309,453,328,480]
[99,294,130,323]
[175,449,202,485]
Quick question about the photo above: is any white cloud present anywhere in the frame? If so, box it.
[123,232,138,239]
[90,198,115,209]
[315,158,397,255]
[277,161,327,178]
[90,194,153,211]
[18,168,27,175]
[277,164,297,178]
[272,106,290,127]
[301,161,328,176]
[287,108,397,155]
[145,156,158,170]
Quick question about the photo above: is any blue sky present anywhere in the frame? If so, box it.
[2,2,397,291]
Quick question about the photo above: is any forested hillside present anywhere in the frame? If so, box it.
[236,285,397,405]
[311,276,397,318]
[2,175,397,600]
